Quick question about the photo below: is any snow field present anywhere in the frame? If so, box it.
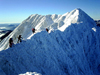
[0,22,100,75]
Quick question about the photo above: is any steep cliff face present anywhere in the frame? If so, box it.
[0,8,100,75]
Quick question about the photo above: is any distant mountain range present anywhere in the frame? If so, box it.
[0,23,19,31]
[0,23,19,41]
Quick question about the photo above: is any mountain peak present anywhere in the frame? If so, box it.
[69,8,95,25]
[75,8,82,11]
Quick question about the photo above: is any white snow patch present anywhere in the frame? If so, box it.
[27,33,34,39]
[19,72,42,75]
[92,27,96,32]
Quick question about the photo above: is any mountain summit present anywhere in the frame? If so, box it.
[0,8,95,50]
[0,8,100,75]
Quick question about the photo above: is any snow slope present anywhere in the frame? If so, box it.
[0,8,100,75]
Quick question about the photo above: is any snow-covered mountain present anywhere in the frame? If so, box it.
[0,8,100,75]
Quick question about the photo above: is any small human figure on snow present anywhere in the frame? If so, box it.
[9,38,14,47]
[46,28,49,33]
[17,35,23,43]
[32,28,36,34]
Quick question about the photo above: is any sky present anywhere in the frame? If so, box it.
[0,0,100,24]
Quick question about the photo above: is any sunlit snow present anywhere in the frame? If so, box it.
[0,8,100,75]
[92,27,96,32]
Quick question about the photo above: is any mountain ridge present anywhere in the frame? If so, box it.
[0,8,96,51]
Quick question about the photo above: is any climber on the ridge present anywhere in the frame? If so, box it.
[9,38,14,47]
[46,28,49,33]
[17,35,23,43]
[32,28,36,34]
